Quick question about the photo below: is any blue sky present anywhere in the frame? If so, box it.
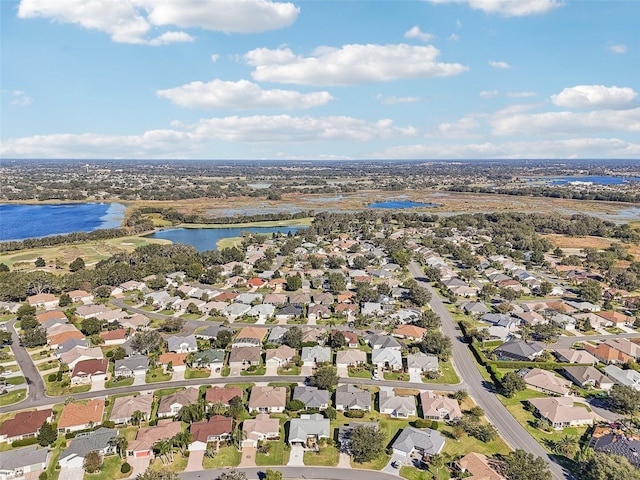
[1,0,638,160]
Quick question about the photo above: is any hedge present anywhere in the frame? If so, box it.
[12,437,39,448]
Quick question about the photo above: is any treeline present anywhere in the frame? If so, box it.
[448,184,640,204]
[127,207,314,227]
[0,226,150,253]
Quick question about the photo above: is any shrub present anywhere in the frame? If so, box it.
[412,418,431,428]
[47,373,57,382]
[344,410,365,418]
[120,462,131,474]
[39,472,47,480]
[12,437,39,448]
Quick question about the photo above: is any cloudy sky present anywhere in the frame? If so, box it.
[1,0,638,160]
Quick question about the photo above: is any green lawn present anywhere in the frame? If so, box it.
[185,368,211,379]
[400,465,450,480]
[146,368,172,383]
[348,366,373,379]
[422,360,460,385]
[303,446,339,466]
[202,446,241,468]
[384,372,409,381]
[44,377,91,396]
[256,440,290,466]
[277,365,300,375]
[4,376,25,385]
[37,361,59,371]
[241,366,266,376]
[180,313,202,320]
[148,452,189,473]
[83,454,128,480]
[0,389,26,406]
[105,376,135,388]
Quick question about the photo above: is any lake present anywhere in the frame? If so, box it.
[526,176,640,186]
[0,203,125,242]
[367,201,440,209]
[146,226,302,251]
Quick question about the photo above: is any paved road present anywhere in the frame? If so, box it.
[408,261,569,480]
[7,319,46,404]
[552,332,639,348]
[181,466,401,480]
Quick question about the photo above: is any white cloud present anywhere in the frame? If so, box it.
[480,90,498,98]
[193,115,418,142]
[489,60,511,69]
[491,107,640,136]
[7,90,32,106]
[551,85,637,109]
[448,33,460,41]
[0,130,202,158]
[433,116,481,138]
[375,94,421,105]
[211,54,220,63]
[17,0,299,45]
[404,26,434,42]
[608,43,627,54]
[245,43,468,86]
[157,79,333,110]
[428,0,562,17]
[506,91,536,98]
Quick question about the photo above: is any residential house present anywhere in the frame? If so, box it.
[585,338,640,364]
[265,345,296,368]
[364,334,402,350]
[158,352,187,374]
[520,368,571,396]
[390,309,421,324]
[379,390,416,418]
[596,311,635,327]
[335,349,366,368]
[36,310,67,326]
[461,302,490,316]
[293,386,329,410]
[58,428,118,468]
[27,293,59,309]
[301,326,326,344]
[193,324,232,342]
[275,304,303,322]
[247,304,276,321]
[158,387,200,418]
[114,355,149,378]
[221,303,251,320]
[191,349,225,372]
[553,349,598,365]
[391,427,445,462]
[119,313,150,331]
[456,453,505,480]
[110,394,154,424]
[420,392,462,421]
[371,348,402,370]
[70,358,108,385]
[301,346,331,366]
[603,365,640,390]
[57,399,105,433]
[99,328,127,345]
[0,409,53,443]
[561,366,614,390]
[289,293,311,306]
[228,346,262,370]
[205,386,244,407]
[288,414,330,447]
[313,293,334,305]
[331,330,359,348]
[361,302,383,316]
[592,431,640,468]
[248,386,287,413]
[0,445,50,480]
[60,346,103,370]
[75,304,110,319]
[393,325,427,342]
[47,325,85,349]
[308,304,331,322]
[166,335,198,354]
[232,327,266,348]
[236,293,263,305]
[263,293,287,305]
[335,384,371,412]
[493,340,545,362]
[189,416,233,451]
[338,422,379,454]
[528,397,594,430]
[128,419,181,458]
[266,326,288,345]
[242,414,280,448]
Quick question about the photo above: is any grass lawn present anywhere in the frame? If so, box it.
[37,361,59,371]
[83,454,128,480]
[44,377,90,396]
[146,368,172,383]
[105,376,135,388]
[277,365,300,375]
[202,446,241,468]
[400,465,450,480]
[180,313,202,320]
[256,440,290,466]
[352,453,390,470]
[4,376,25,385]
[148,452,188,473]
[185,368,211,379]
[349,366,373,379]
[240,366,266,376]
[303,446,339,466]
[384,372,409,382]
[45,442,64,480]
[0,389,26,406]
[423,360,460,385]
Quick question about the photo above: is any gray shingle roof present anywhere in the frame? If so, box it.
[60,428,118,461]
[392,426,445,456]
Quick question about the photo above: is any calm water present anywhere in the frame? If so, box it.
[0,203,125,241]
[367,201,440,209]
[526,176,640,186]
[147,226,302,251]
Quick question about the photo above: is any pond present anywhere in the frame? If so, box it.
[367,201,440,209]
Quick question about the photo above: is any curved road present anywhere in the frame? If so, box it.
[181,466,400,480]
[409,261,568,480]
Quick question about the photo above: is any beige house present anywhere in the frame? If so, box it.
[110,394,154,424]
[528,397,594,430]
[420,391,462,421]
[335,349,366,367]
[242,414,280,447]
[457,453,505,480]
[521,368,571,396]
[248,386,287,413]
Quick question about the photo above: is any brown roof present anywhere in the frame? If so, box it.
[458,452,504,480]
[205,386,243,405]
[598,310,635,324]
[71,358,108,378]
[28,293,57,305]
[110,395,154,422]
[129,419,181,452]
[248,386,286,409]
[394,324,427,339]
[236,327,266,341]
[37,311,67,323]
[99,329,127,341]
[158,352,187,367]
[58,399,104,429]
[229,346,262,364]
[0,409,52,438]
[49,330,85,346]
[190,415,233,442]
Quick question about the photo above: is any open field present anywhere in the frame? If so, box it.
[542,233,640,260]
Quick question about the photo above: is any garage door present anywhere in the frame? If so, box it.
[135,451,151,458]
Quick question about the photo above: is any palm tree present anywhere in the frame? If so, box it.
[153,439,173,464]
[131,410,146,427]
[210,400,227,416]
[554,435,579,459]
[430,454,445,476]
[172,431,192,455]
[110,435,129,459]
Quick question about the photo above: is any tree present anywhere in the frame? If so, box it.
[35,257,46,268]
[349,425,386,463]
[420,331,452,361]
[81,317,103,336]
[161,317,184,333]
[310,366,339,390]
[93,285,112,300]
[131,409,146,427]
[111,346,126,361]
[453,389,468,403]
[282,326,303,350]
[580,279,602,304]
[537,281,553,297]
[218,470,247,480]
[608,384,640,415]
[228,396,244,421]
[581,452,640,480]
[37,421,57,446]
[20,315,38,330]
[58,293,72,307]
[0,263,9,272]
[265,470,282,480]
[69,257,85,272]
[172,431,192,455]
[286,399,305,411]
[327,272,346,293]
[501,371,527,398]
[503,449,551,480]
[16,304,36,320]
[136,468,180,480]
[213,329,232,349]
[331,331,346,349]
[414,310,440,330]
[20,327,47,348]
[131,330,164,355]
[83,451,103,473]
[177,403,206,424]
[285,275,302,291]
[111,435,129,459]
[553,435,579,459]
[0,331,12,345]
[532,323,561,343]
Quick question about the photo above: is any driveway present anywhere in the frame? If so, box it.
[287,445,305,466]
[239,446,257,467]
[185,449,205,471]
[59,466,85,480]
[265,365,278,376]
[133,374,146,386]
[300,366,313,376]
[337,365,348,378]
[90,377,106,392]
[172,369,186,381]
[127,456,151,478]
[408,370,422,383]
[382,454,405,476]
[338,452,351,468]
